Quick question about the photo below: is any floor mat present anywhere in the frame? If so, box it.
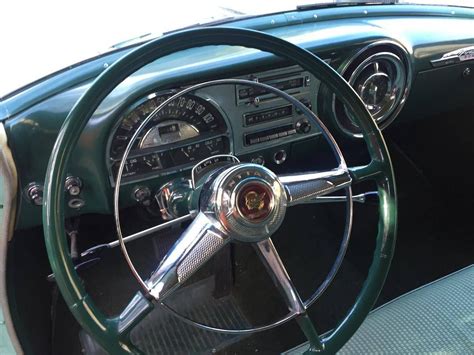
[130,277,250,354]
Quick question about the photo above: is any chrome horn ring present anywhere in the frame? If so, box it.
[113,78,353,334]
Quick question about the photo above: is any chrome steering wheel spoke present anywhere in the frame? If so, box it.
[255,238,325,351]
[146,212,229,301]
[255,238,305,315]
[279,166,352,207]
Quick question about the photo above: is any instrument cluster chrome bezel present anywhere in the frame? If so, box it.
[105,88,233,186]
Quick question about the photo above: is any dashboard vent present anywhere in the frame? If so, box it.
[334,41,411,137]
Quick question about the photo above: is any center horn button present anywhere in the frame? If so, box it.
[205,163,287,243]
[236,181,273,223]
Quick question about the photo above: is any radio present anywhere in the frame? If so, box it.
[244,119,311,146]
[234,65,320,155]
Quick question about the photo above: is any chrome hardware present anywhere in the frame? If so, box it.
[251,156,265,165]
[279,167,352,206]
[65,176,82,196]
[305,191,378,204]
[25,183,43,206]
[334,40,412,137]
[105,213,196,250]
[206,163,287,243]
[295,118,311,134]
[273,150,287,165]
[256,239,305,314]
[68,198,85,209]
[252,96,261,107]
[80,213,197,257]
[431,46,474,67]
[147,213,229,300]
[156,178,193,220]
[191,154,240,188]
[463,67,471,78]
[111,78,356,333]
[347,52,406,123]
[132,186,151,206]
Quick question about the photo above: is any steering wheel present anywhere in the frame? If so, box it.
[43,27,396,354]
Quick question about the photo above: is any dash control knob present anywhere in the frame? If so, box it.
[26,183,44,206]
[65,176,82,196]
[251,156,265,165]
[296,119,311,134]
[133,186,152,206]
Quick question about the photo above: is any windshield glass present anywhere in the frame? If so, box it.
[1,0,472,97]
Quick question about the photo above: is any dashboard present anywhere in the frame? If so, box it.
[106,66,319,186]
[1,4,473,229]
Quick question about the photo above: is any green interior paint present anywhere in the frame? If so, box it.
[43,27,397,353]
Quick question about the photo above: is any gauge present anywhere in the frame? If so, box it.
[109,93,226,160]
[108,91,230,184]
[111,136,229,183]
[139,120,199,148]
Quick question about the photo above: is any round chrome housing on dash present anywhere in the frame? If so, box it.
[347,52,406,123]
[333,41,412,137]
[206,163,287,243]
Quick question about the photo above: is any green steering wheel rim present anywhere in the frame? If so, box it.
[43,27,397,354]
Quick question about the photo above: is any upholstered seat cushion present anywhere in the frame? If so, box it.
[286,265,474,354]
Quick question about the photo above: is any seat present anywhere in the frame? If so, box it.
[286,265,474,354]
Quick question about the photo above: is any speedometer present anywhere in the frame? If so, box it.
[140,120,199,148]
[108,92,229,184]
[109,93,227,159]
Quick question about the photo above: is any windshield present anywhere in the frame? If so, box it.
[1,0,472,97]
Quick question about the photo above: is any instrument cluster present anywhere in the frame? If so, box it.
[107,65,320,186]
[107,92,230,184]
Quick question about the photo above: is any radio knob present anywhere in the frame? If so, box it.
[296,119,311,134]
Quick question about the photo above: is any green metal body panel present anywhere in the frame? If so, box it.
[3,5,473,229]
[42,26,396,354]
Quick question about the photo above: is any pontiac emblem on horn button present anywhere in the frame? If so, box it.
[237,182,273,222]
[245,191,266,211]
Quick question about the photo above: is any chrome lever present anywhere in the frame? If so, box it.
[306,191,378,204]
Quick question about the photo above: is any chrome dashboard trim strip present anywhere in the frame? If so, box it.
[431,45,474,67]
